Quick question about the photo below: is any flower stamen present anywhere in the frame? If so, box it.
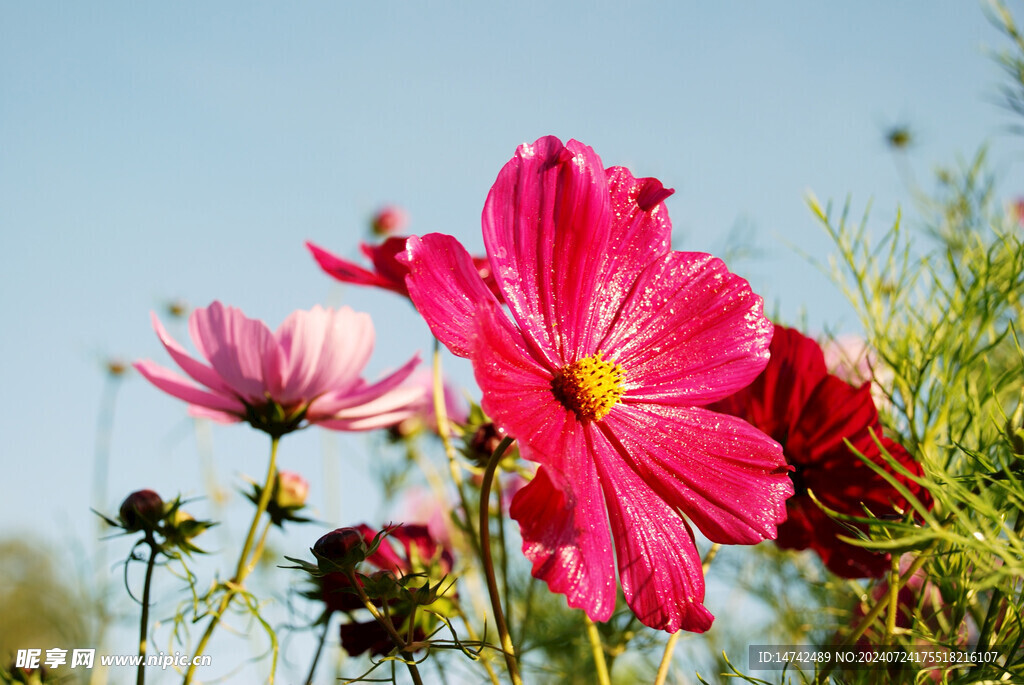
[551,352,624,422]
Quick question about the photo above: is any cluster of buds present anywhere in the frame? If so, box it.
[100,490,214,555]
[245,470,311,527]
[289,524,455,657]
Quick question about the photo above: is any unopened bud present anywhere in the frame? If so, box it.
[469,422,505,464]
[313,527,367,573]
[119,490,164,532]
[275,471,309,509]
[370,205,408,236]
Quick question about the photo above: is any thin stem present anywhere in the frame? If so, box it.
[347,572,424,685]
[136,536,159,685]
[654,543,720,685]
[184,436,280,684]
[584,617,611,685]
[654,633,680,685]
[453,606,502,685]
[885,554,900,642]
[496,485,511,646]
[817,548,934,683]
[479,436,522,685]
[304,613,332,685]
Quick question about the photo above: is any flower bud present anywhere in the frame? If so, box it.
[119,490,165,532]
[370,205,408,236]
[468,422,505,465]
[275,471,309,509]
[313,527,367,573]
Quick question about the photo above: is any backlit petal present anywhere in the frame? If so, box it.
[134,360,245,416]
[601,251,773,406]
[188,302,278,405]
[151,311,233,396]
[590,430,714,633]
[402,233,503,358]
[307,240,405,295]
[601,403,791,544]
[482,136,611,361]
[510,459,616,622]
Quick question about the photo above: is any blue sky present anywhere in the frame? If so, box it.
[2,1,1022,680]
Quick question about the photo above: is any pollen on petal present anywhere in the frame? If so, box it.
[551,352,625,422]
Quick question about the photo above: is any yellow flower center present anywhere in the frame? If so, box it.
[551,352,625,422]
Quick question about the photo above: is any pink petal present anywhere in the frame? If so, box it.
[482,136,611,361]
[600,251,773,406]
[187,405,242,424]
[134,360,246,416]
[307,353,421,419]
[510,460,616,622]
[316,408,416,432]
[273,306,374,406]
[585,167,673,347]
[150,312,233,396]
[589,429,715,633]
[364,237,412,294]
[401,233,503,358]
[601,402,791,545]
[470,302,577,467]
[319,385,424,422]
[307,241,403,295]
[188,302,278,405]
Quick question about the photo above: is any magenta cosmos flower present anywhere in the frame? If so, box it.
[400,136,792,632]
[307,237,504,301]
[135,302,423,436]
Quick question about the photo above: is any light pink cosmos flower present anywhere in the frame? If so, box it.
[135,302,424,436]
[400,136,793,632]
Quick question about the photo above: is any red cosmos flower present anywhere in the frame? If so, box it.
[401,136,792,632]
[315,524,453,657]
[307,238,503,301]
[709,325,930,578]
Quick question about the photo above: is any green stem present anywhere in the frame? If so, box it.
[453,606,502,685]
[654,543,719,685]
[885,554,900,642]
[585,617,611,685]
[183,436,280,685]
[136,536,158,685]
[479,436,522,685]
[347,571,424,685]
[304,613,332,685]
[654,633,680,685]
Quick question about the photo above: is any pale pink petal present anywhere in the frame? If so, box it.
[585,167,673,347]
[307,241,403,294]
[188,302,278,404]
[401,234,503,358]
[306,354,421,420]
[600,252,773,406]
[319,385,425,421]
[187,405,242,424]
[316,408,417,432]
[482,136,611,360]
[510,460,616,622]
[601,403,791,544]
[274,306,373,406]
[590,429,714,633]
[150,312,233,396]
[134,360,245,416]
